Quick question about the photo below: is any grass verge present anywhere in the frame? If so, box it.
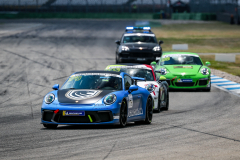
[152,22,240,53]
[199,55,240,76]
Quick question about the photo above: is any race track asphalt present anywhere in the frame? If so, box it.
[0,19,240,160]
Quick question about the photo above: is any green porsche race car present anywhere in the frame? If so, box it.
[151,52,211,91]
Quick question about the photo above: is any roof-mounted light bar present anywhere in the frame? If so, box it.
[125,26,151,31]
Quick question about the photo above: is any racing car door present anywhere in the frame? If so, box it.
[124,75,142,118]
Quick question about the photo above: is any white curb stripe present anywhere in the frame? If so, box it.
[211,74,240,97]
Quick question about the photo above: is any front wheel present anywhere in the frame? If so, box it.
[144,97,153,124]
[43,124,58,129]
[119,101,128,127]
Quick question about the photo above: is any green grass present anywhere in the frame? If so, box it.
[200,55,240,76]
[152,22,240,53]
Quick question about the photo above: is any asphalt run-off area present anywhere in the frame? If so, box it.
[0,19,240,160]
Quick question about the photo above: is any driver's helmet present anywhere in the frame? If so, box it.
[185,56,194,64]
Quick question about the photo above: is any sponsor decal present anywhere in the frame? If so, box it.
[177,79,192,82]
[181,72,186,76]
[162,54,199,58]
[128,108,143,117]
[63,111,85,116]
[106,65,151,70]
[162,57,170,61]
[174,66,193,69]
[128,94,133,108]
[65,90,102,100]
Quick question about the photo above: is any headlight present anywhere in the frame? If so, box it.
[153,46,160,51]
[121,46,129,51]
[160,68,167,75]
[201,68,209,75]
[45,93,55,104]
[104,94,117,105]
[145,84,156,93]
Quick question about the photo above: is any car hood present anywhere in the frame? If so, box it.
[123,43,158,50]
[165,65,202,76]
[57,89,115,104]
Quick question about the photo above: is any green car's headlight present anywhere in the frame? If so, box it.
[145,84,156,93]
[104,94,117,105]
[45,93,55,104]
[201,68,209,75]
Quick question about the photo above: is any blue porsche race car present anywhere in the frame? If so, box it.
[41,70,153,128]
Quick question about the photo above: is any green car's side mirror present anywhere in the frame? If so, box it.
[159,76,167,81]
[151,61,157,66]
[205,61,211,66]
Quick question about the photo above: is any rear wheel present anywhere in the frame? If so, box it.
[155,89,161,113]
[43,124,58,129]
[144,97,153,124]
[161,85,169,111]
[119,101,128,127]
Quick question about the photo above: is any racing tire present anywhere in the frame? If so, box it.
[161,85,169,111]
[119,101,128,127]
[144,97,153,124]
[203,82,211,92]
[43,124,58,129]
[154,89,161,113]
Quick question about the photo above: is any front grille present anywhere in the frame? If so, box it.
[42,110,113,123]
[42,110,54,122]
[175,82,195,87]
[129,52,154,58]
[199,80,208,86]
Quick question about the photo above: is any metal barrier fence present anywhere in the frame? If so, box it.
[0,0,169,13]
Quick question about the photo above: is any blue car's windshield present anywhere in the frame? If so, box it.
[160,54,203,65]
[61,74,122,90]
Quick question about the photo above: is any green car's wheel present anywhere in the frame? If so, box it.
[43,124,58,129]
[204,82,211,92]
[144,97,153,124]
[161,85,169,111]
[119,101,128,127]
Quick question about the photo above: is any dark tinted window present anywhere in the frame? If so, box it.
[124,75,133,90]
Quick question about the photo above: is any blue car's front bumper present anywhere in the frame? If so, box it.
[41,102,121,125]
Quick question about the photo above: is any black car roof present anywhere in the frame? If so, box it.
[74,70,121,75]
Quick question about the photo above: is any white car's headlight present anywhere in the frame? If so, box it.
[145,84,156,93]
[153,46,160,51]
[121,46,130,51]
[160,68,167,75]
[45,93,55,104]
[104,94,117,105]
[201,68,209,75]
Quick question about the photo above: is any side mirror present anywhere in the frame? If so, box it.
[159,40,164,45]
[205,61,211,66]
[128,85,138,93]
[52,84,59,90]
[151,61,157,66]
[115,40,120,45]
[159,76,167,81]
